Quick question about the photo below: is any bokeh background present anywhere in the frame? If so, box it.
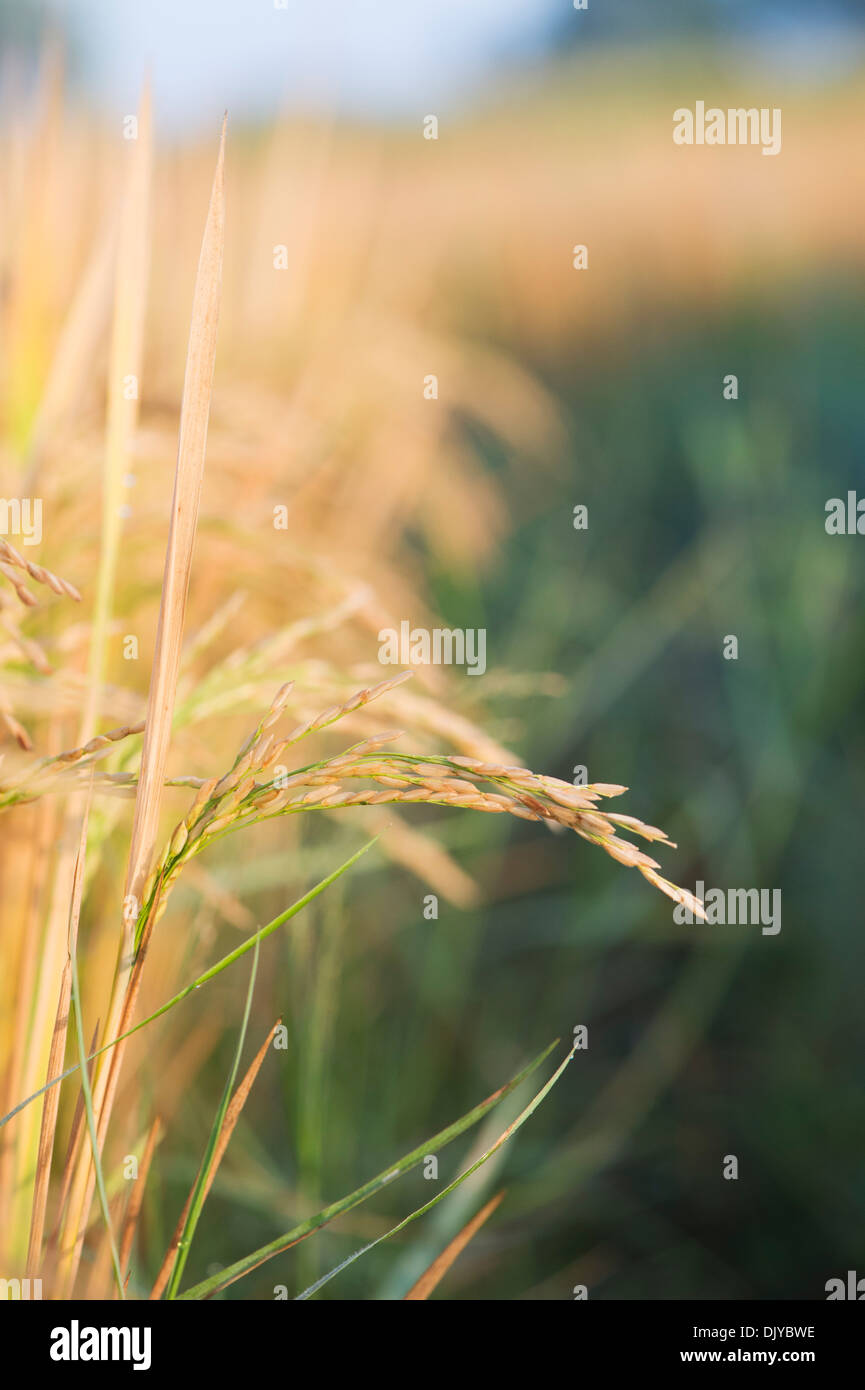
[2,0,864,1299]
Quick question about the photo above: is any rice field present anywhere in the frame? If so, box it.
[2,38,864,1301]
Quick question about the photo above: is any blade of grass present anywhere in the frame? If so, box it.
[294,882,343,1292]
[0,796,55,1241]
[177,1040,560,1300]
[48,1020,100,1249]
[82,1188,128,1300]
[67,795,125,1300]
[154,1012,278,1300]
[25,953,73,1276]
[117,1115,163,1295]
[403,1189,505,1300]
[163,940,261,1299]
[124,109,226,912]
[7,818,80,1262]
[0,838,376,1132]
[295,1040,577,1299]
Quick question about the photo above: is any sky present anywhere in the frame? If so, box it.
[32,0,865,136]
[58,0,556,134]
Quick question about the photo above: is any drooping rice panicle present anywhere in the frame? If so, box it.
[136,675,705,927]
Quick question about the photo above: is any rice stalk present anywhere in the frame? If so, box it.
[0,73,720,1300]
[66,788,125,1299]
[117,1116,164,1295]
[55,115,226,1297]
[24,878,75,1275]
[0,839,377,1135]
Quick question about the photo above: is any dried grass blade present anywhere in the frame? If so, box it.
[161,942,262,1300]
[125,112,225,908]
[25,952,73,1276]
[48,1019,100,1248]
[151,1014,278,1301]
[66,788,125,1299]
[117,1116,164,1296]
[403,1190,505,1300]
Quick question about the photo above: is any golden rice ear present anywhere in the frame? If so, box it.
[0,537,81,606]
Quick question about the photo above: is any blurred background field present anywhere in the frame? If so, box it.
[1,0,864,1299]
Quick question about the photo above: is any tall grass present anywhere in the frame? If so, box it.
[7,43,854,1299]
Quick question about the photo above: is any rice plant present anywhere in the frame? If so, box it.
[0,60,705,1301]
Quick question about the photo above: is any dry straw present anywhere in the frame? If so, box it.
[55,115,227,1296]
